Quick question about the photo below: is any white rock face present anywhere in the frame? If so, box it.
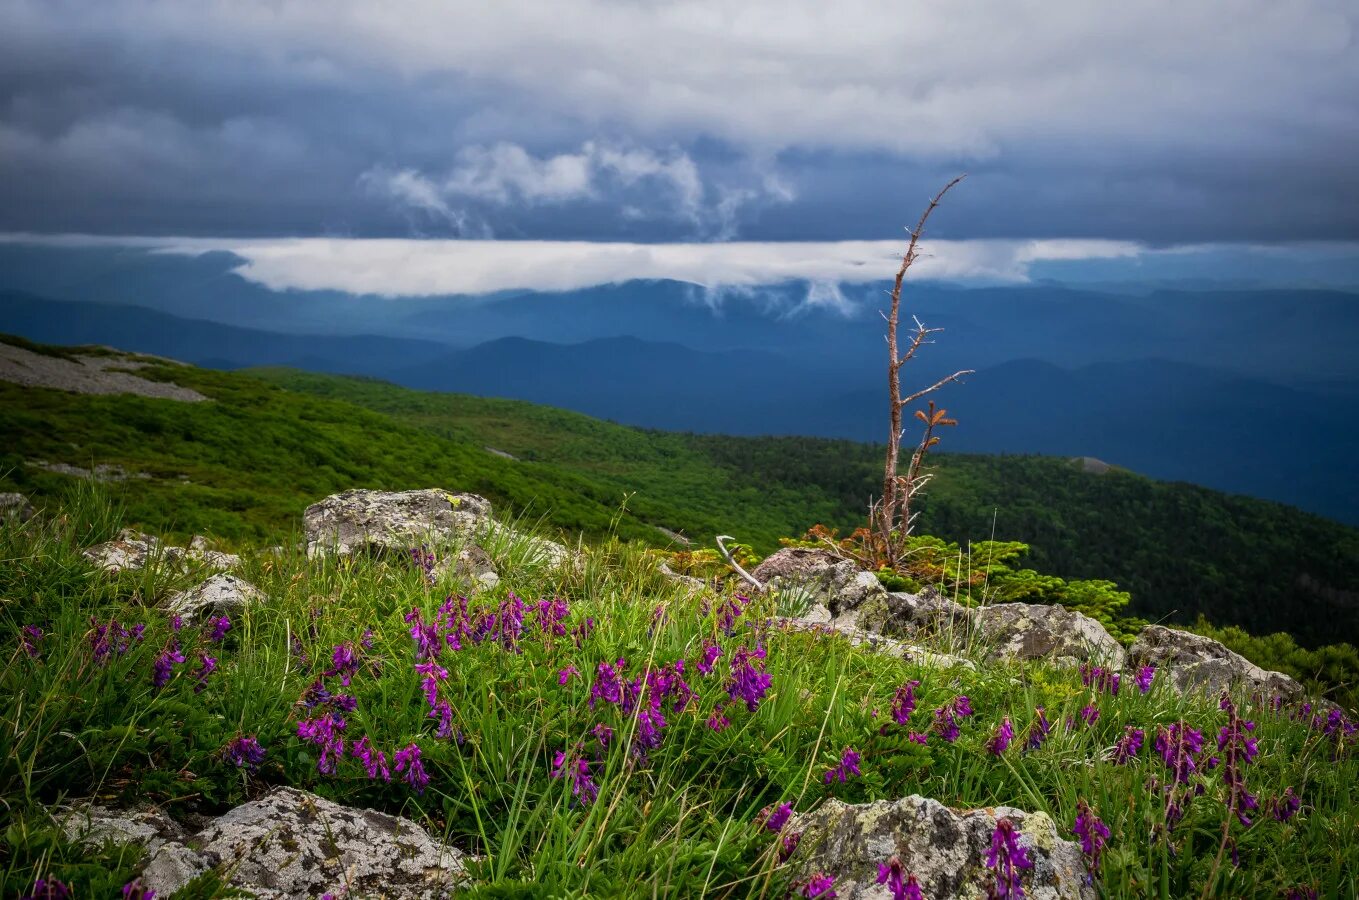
[62,787,468,898]
[303,488,493,557]
[1130,624,1305,702]
[166,574,264,620]
[788,795,1095,900]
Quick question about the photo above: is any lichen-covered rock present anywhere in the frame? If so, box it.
[0,491,36,522]
[304,488,493,557]
[787,795,1094,900]
[776,618,975,670]
[195,787,468,899]
[1129,625,1305,702]
[83,531,186,574]
[972,603,1126,668]
[186,535,242,571]
[59,804,210,895]
[877,589,973,638]
[752,548,888,628]
[434,544,500,590]
[166,574,264,620]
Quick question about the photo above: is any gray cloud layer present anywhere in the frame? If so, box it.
[2,0,1357,241]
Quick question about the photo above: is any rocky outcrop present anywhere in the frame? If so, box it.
[972,602,1127,668]
[304,488,493,557]
[63,787,468,898]
[787,795,1094,900]
[166,574,264,620]
[0,491,36,522]
[878,589,972,638]
[751,548,889,629]
[776,618,975,670]
[1129,625,1305,702]
[436,544,501,590]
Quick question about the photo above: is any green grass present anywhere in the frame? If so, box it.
[2,489,1356,898]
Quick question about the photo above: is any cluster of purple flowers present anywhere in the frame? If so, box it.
[21,878,70,899]
[987,716,1015,755]
[394,742,429,793]
[121,878,156,899]
[1080,663,1121,696]
[1216,695,1260,826]
[932,695,974,743]
[985,818,1034,899]
[1024,707,1052,751]
[410,545,436,585]
[877,858,924,900]
[223,734,267,771]
[800,873,837,898]
[89,617,145,663]
[550,744,599,806]
[1112,726,1145,764]
[823,747,862,784]
[1072,801,1111,877]
[152,641,186,689]
[726,645,772,712]
[20,624,43,659]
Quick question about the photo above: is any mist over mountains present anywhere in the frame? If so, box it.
[1,242,1356,525]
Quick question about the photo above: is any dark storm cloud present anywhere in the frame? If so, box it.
[1,0,1357,242]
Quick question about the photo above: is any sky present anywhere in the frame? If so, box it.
[1,0,1358,292]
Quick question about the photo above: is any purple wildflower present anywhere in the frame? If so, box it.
[988,717,1015,755]
[394,743,429,793]
[697,642,722,676]
[192,653,217,692]
[1072,801,1110,876]
[801,873,837,899]
[1025,707,1052,751]
[121,878,155,899]
[1217,695,1260,826]
[823,746,862,784]
[877,858,924,900]
[557,665,579,685]
[589,659,626,709]
[89,617,142,662]
[727,645,773,712]
[933,695,973,743]
[1079,705,1100,726]
[20,624,43,659]
[23,879,72,900]
[716,594,750,635]
[429,699,455,738]
[890,680,920,726]
[297,713,347,774]
[762,801,794,832]
[410,545,436,584]
[985,818,1033,899]
[326,642,361,686]
[1135,665,1156,693]
[223,735,266,771]
[633,706,667,759]
[1080,663,1121,695]
[414,659,449,707]
[1271,787,1301,822]
[351,735,391,782]
[360,628,375,650]
[591,723,614,748]
[1113,726,1145,764]
[707,704,731,732]
[208,615,231,642]
[780,831,802,862]
[1154,721,1205,785]
[405,607,441,660]
[151,643,186,689]
[550,746,599,806]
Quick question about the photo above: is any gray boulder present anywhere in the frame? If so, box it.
[166,574,264,620]
[971,602,1126,668]
[434,544,501,591]
[65,787,469,898]
[1129,624,1305,702]
[878,589,973,638]
[0,491,36,522]
[776,618,975,670]
[787,795,1094,900]
[304,488,493,557]
[83,530,186,574]
[186,535,242,571]
[751,548,889,629]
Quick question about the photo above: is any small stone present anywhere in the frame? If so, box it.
[0,491,36,522]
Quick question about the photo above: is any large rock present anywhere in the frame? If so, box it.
[776,618,975,670]
[0,492,36,522]
[1129,625,1305,702]
[304,489,493,557]
[878,589,973,638]
[971,602,1126,668]
[64,787,469,898]
[788,795,1094,900]
[751,548,888,629]
[166,574,264,620]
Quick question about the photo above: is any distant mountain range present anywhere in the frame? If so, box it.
[1,241,1357,527]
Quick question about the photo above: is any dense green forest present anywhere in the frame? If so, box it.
[2,343,1357,650]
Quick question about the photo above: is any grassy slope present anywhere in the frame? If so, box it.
[246,368,1359,647]
[1,492,1355,898]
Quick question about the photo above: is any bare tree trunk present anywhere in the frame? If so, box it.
[877,176,972,566]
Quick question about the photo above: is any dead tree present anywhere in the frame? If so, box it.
[874,176,973,567]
